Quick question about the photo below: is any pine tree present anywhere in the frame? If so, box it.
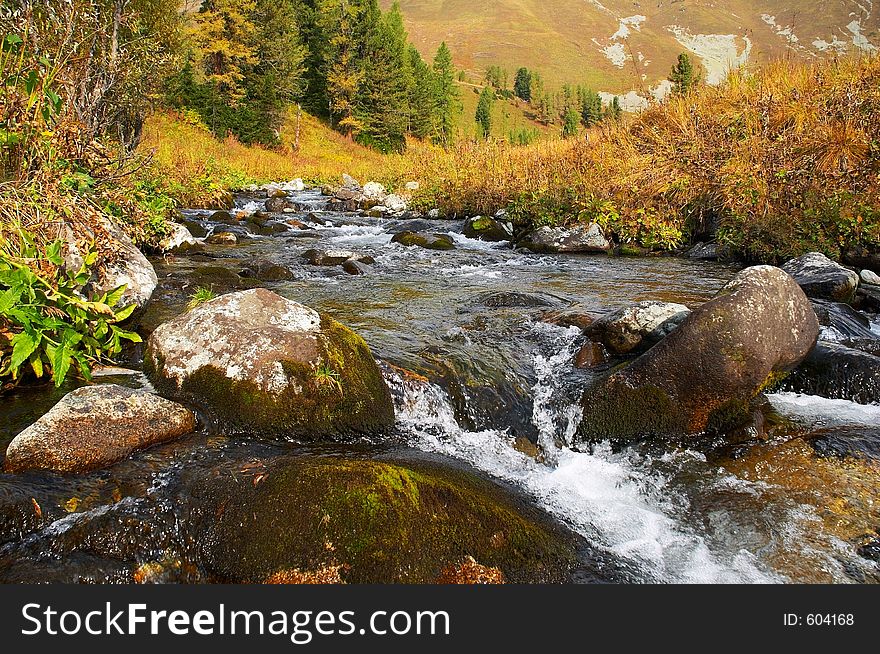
[604,96,622,120]
[432,41,458,146]
[475,86,493,139]
[513,67,532,102]
[323,0,363,137]
[579,88,602,127]
[356,1,410,152]
[669,52,700,96]
[407,45,435,139]
[562,107,579,138]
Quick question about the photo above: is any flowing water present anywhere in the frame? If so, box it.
[1,189,878,583]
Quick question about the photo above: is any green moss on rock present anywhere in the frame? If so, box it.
[189,456,580,583]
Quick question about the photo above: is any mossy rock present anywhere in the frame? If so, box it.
[391,231,455,251]
[578,266,819,444]
[184,455,582,583]
[145,289,394,438]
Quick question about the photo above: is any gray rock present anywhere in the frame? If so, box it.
[783,342,880,405]
[519,223,611,254]
[159,223,197,253]
[861,269,880,286]
[205,231,238,245]
[3,385,195,474]
[578,266,819,444]
[781,252,859,302]
[383,194,407,213]
[391,231,454,250]
[362,181,387,200]
[240,258,294,282]
[686,242,719,260]
[342,173,360,190]
[342,259,373,276]
[463,216,513,242]
[95,218,158,313]
[302,249,375,267]
[585,301,691,355]
[145,289,394,437]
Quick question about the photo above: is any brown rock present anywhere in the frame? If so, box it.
[4,385,196,474]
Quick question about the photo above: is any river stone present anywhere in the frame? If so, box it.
[519,223,611,254]
[95,218,158,313]
[3,385,196,474]
[342,259,372,275]
[362,181,387,200]
[159,223,197,253]
[391,231,455,250]
[861,269,880,286]
[577,266,820,444]
[383,194,408,213]
[264,197,291,213]
[811,299,880,354]
[463,216,513,242]
[781,252,859,303]
[144,288,394,437]
[342,173,360,190]
[584,301,691,355]
[205,231,238,245]
[240,258,294,282]
[302,249,374,267]
[181,455,584,583]
[686,242,719,260]
[781,342,880,405]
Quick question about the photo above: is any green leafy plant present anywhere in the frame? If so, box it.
[312,357,343,396]
[186,286,216,310]
[0,229,142,390]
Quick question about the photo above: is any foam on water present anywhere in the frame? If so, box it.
[394,322,780,583]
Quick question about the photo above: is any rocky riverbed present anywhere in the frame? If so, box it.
[1,182,879,584]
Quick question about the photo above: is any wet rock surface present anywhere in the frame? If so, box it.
[782,252,860,303]
[3,385,196,474]
[145,288,394,438]
[578,266,819,443]
[518,224,611,254]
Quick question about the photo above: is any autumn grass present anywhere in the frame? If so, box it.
[406,55,880,262]
[139,109,405,208]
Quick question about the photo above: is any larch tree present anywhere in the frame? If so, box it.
[431,41,458,146]
[475,86,493,139]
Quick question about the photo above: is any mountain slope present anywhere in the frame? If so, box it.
[386,0,879,97]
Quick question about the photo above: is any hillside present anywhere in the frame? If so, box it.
[385,0,879,103]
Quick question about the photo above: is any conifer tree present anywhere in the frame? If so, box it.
[669,52,700,96]
[191,0,258,133]
[432,41,458,146]
[562,107,579,138]
[323,0,363,137]
[407,45,435,139]
[475,86,493,139]
[356,1,410,152]
[514,67,532,102]
[579,88,602,127]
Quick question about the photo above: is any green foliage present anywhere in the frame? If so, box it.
[514,67,532,102]
[312,357,343,395]
[578,88,602,127]
[187,286,217,310]
[475,86,494,139]
[431,41,459,146]
[0,229,142,390]
[669,52,700,96]
[508,126,539,146]
[485,65,507,91]
[562,107,579,138]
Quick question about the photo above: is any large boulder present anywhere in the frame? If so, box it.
[95,219,158,312]
[782,342,880,405]
[144,288,394,438]
[584,301,691,355]
[519,223,611,254]
[3,385,196,474]
[781,252,859,303]
[577,266,819,444]
[463,216,513,242]
[391,231,455,250]
[362,181,387,200]
[383,194,408,213]
[180,454,586,583]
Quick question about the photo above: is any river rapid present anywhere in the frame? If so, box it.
[1,189,878,584]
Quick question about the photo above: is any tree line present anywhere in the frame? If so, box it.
[165,0,460,152]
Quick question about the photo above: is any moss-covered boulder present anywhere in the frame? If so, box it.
[463,216,513,242]
[182,455,582,583]
[391,231,455,250]
[577,266,819,444]
[144,289,394,438]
